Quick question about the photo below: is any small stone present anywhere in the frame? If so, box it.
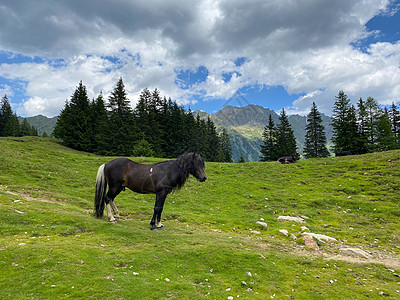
[256,221,268,228]
[303,236,320,251]
[300,226,310,231]
[241,281,247,286]
[165,278,170,282]
[228,297,234,300]
[18,243,26,246]
[133,272,139,275]
[247,272,252,277]
[279,229,289,236]
[277,216,305,223]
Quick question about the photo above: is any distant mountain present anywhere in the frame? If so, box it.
[195,104,333,162]
[25,105,333,162]
[24,115,58,136]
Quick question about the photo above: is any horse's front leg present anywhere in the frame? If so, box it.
[150,190,167,230]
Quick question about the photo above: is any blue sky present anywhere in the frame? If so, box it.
[0,0,400,117]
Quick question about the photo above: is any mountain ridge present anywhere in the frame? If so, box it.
[194,104,333,162]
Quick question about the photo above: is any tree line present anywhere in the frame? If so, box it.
[260,90,400,161]
[54,79,232,162]
[0,95,38,137]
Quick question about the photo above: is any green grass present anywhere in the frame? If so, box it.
[0,137,399,299]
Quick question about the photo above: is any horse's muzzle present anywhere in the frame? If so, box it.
[199,175,207,182]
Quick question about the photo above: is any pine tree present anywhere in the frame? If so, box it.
[356,98,369,154]
[219,128,233,162]
[260,114,278,161]
[275,109,297,157]
[205,116,221,161]
[304,102,330,158]
[331,91,361,154]
[365,96,379,151]
[375,108,396,151]
[0,95,20,137]
[90,92,110,154]
[107,78,137,155]
[237,154,245,163]
[54,81,93,151]
[389,102,400,148]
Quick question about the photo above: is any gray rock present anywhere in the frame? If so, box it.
[339,247,372,259]
[278,216,305,223]
[303,232,337,242]
[256,221,268,228]
[279,229,289,236]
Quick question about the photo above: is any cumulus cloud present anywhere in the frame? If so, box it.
[0,0,399,116]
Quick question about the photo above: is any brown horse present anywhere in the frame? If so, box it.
[94,153,207,230]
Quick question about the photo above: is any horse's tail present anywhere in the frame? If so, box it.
[94,164,107,218]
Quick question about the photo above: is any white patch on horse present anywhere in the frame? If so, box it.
[150,168,153,172]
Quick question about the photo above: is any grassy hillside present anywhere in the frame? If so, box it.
[0,137,399,299]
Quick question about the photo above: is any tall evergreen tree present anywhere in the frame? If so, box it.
[331,91,361,154]
[0,95,20,137]
[90,92,110,154]
[375,108,397,151]
[107,78,137,155]
[365,96,379,151]
[389,102,400,148]
[356,97,369,153]
[275,109,297,157]
[260,114,278,161]
[54,81,93,151]
[205,116,222,161]
[304,102,330,158]
[219,128,233,162]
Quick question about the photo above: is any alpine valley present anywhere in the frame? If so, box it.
[25,105,333,162]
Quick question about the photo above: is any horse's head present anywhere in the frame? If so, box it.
[182,153,207,182]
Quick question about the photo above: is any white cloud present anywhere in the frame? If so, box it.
[0,0,399,116]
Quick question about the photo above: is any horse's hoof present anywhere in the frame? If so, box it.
[151,226,157,231]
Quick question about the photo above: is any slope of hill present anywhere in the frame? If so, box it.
[0,137,399,299]
[24,115,58,136]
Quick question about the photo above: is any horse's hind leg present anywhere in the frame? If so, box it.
[105,184,123,223]
[110,201,120,220]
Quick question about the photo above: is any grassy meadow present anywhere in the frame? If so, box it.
[0,137,399,299]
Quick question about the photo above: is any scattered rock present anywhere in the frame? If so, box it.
[279,229,289,236]
[165,278,170,282]
[300,226,310,231]
[241,281,247,286]
[133,272,139,276]
[339,247,372,259]
[290,234,297,240]
[278,216,305,223]
[303,236,320,251]
[256,221,268,228]
[303,232,337,242]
